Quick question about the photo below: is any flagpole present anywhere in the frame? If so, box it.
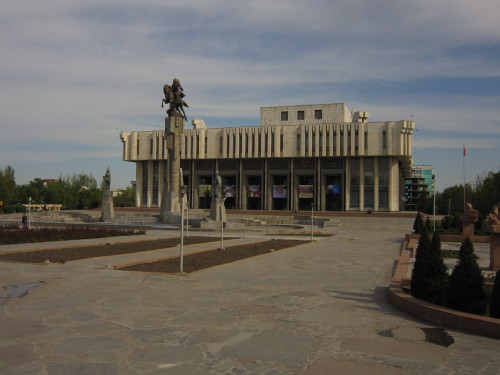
[463,143,466,212]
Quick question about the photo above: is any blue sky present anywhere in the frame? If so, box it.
[1,0,499,191]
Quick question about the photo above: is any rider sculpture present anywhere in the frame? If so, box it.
[161,78,189,120]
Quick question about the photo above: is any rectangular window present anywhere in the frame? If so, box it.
[152,161,159,205]
[142,162,148,205]
[219,137,223,154]
[297,134,301,152]
[280,134,283,152]
[350,158,360,209]
[297,110,305,120]
[348,130,351,155]
[379,188,388,207]
[350,158,359,185]
[350,188,359,207]
[364,188,373,208]
[364,158,374,185]
[315,110,322,120]
[379,157,389,207]
[364,132,368,149]
[205,137,208,154]
[382,130,387,149]
[355,130,359,153]
[281,111,288,121]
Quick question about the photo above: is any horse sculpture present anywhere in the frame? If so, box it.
[161,78,188,120]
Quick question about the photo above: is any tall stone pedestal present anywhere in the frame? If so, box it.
[101,190,114,222]
[461,209,478,241]
[490,225,500,271]
[160,116,184,223]
[210,200,227,223]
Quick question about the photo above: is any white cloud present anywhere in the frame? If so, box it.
[1,0,499,188]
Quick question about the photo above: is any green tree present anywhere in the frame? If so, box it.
[426,231,449,305]
[490,271,500,319]
[413,212,425,235]
[113,186,136,207]
[13,173,101,210]
[411,228,430,299]
[411,230,448,305]
[417,192,432,214]
[0,165,16,205]
[472,170,500,215]
[446,237,486,315]
[425,217,432,232]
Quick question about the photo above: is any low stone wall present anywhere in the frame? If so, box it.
[389,235,500,339]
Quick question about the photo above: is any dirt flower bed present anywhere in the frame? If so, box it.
[120,239,308,274]
[0,236,217,263]
[0,226,145,245]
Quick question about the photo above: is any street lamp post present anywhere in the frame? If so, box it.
[180,185,187,273]
[28,197,32,229]
[186,202,189,237]
[220,203,224,250]
[432,174,436,231]
[311,202,314,242]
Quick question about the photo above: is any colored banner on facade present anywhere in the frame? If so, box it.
[327,184,341,195]
[223,185,236,198]
[247,185,261,198]
[199,185,212,198]
[298,185,314,198]
[272,185,287,198]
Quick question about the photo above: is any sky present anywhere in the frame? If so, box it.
[1,0,499,192]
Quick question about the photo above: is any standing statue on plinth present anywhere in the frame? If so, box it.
[481,204,500,271]
[210,170,226,222]
[213,171,223,201]
[482,204,500,233]
[160,79,188,222]
[101,167,114,221]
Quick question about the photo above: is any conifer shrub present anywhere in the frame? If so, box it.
[441,215,453,230]
[425,217,432,232]
[411,228,430,299]
[413,212,425,235]
[411,229,448,305]
[490,271,500,319]
[446,237,486,315]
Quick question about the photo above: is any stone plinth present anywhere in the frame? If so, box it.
[461,209,478,241]
[160,116,184,223]
[490,225,500,271]
[101,190,114,222]
[210,200,227,223]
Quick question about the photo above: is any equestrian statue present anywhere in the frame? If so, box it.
[161,78,189,120]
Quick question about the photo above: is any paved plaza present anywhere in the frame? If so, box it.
[0,216,499,374]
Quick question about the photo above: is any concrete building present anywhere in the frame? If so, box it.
[120,103,414,212]
[404,165,435,211]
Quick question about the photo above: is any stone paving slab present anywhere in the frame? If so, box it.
[1,216,500,375]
